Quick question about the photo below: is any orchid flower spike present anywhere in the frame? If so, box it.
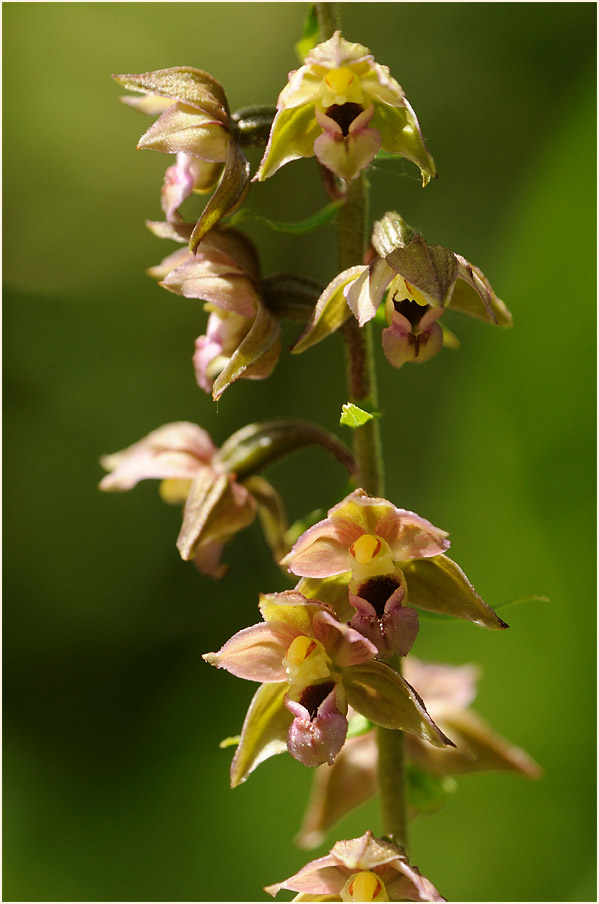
[256,32,435,185]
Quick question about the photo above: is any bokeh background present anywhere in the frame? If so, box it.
[3,3,596,902]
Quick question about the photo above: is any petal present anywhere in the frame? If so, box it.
[193,539,227,579]
[255,103,322,181]
[282,535,353,579]
[230,682,291,787]
[176,470,255,561]
[450,257,513,326]
[370,99,436,185]
[99,422,215,491]
[160,256,258,317]
[292,266,364,355]
[113,67,228,120]
[146,246,191,280]
[374,506,449,561]
[212,303,281,400]
[402,658,480,716]
[295,576,354,623]
[119,94,174,116]
[385,235,458,308]
[407,709,542,779]
[286,684,349,767]
[402,555,509,630]
[313,126,381,183]
[265,853,346,898]
[381,318,443,368]
[137,102,230,160]
[343,660,454,747]
[295,732,378,849]
[345,258,392,326]
[203,621,295,682]
[189,141,251,250]
[312,610,378,667]
[259,590,326,634]
[243,475,289,565]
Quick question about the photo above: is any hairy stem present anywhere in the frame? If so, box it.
[320,5,407,845]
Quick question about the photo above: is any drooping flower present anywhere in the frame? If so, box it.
[100,419,356,578]
[296,659,542,849]
[256,32,435,186]
[205,591,452,776]
[283,488,508,631]
[147,227,281,399]
[265,831,445,902]
[113,67,250,248]
[293,212,512,366]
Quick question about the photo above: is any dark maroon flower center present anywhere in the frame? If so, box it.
[356,575,402,618]
[393,296,430,327]
[326,102,364,136]
[298,680,335,720]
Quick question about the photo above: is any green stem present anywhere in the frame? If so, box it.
[335,118,408,854]
[315,2,339,40]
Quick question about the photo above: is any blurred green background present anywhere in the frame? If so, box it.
[3,3,596,902]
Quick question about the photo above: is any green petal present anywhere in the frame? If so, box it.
[370,102,436,185]
[230,682,291,787]
[255,104,321,181]
[211,304,280,400]
[189,142,250,251]
[343,660,453,748]
[292,266,364,354]
[218,418,355,480]
[113,67,228,120]
[403,555,509,630]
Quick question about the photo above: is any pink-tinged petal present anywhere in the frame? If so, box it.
[230,682,291,788]
[203,621,295,682]
[382,318,444,369]
[147,246,191,280]
[312,610,377,668]
[99,422,215,491]
[160,256,258,317]
[374,507,449,561]
[161,153,196,221]
[295,732,378,849]
[200,227,261,281]
[119,94,174,116]
[265,854,346,898]
[381,861,446,903]
[137,102,230,160]
[402,658,480,717]
[345,257,392,326]
[331,831,404,871]
[313,122,381,183]
[193,539,227,579]
[282,536,352,579]
[349,583,419,659]
[286,683,348,767]
[193,311,252,394]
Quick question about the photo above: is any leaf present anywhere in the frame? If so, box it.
[340,402,377,428]
[403,555,509,630]
[230,200,342,235]
[218,419,355,480]
[230,683,290,787]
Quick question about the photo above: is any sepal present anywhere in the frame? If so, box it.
[189,141,251,251]
[113,67,228,120]
[292,266,364,354]
[230,682,290,787]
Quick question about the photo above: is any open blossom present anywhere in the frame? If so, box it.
[283,489,508,631]
[147,227,281,399]
[113,67,249,247]
[296,658,542,848]
[266,831,445,902]
[293,212,512,366]
[256,32,435,185]
[205,591,452,775]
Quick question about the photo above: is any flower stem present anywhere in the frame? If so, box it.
[315,2,339,40]
[333,109,408,856]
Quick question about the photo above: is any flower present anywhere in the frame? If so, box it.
[296,658,542,849]
[265,831,445,902]
[283,489,508,631]
[205,591,452,777]
[113,67,250,247]
[147,227,281,399]
[256,32,435,185]
[99,421,256,577]
[292,212,512,366]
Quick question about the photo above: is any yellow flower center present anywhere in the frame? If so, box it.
[283,635,332,690]
[349,533,386,565]
[341,871,389,902]
[322,66,364,107]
